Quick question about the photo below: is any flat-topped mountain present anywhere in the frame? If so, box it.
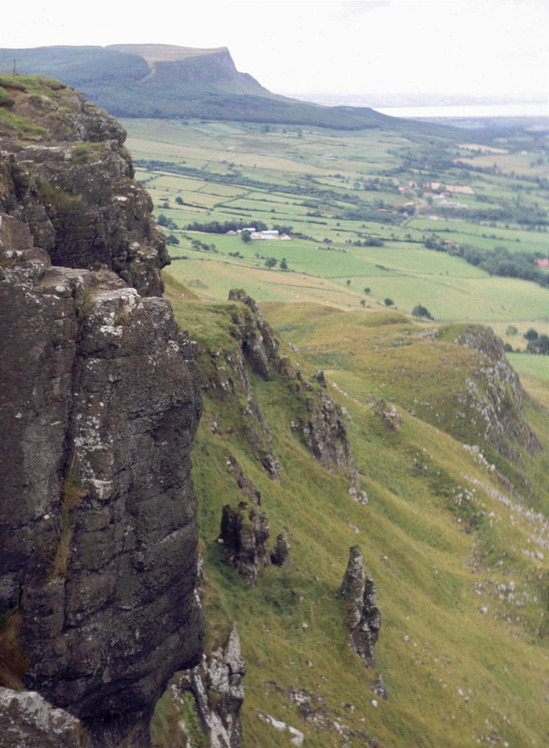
[0,44,450,131]
[108,43,270,91]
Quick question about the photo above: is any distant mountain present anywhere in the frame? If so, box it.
[0,44,453,132]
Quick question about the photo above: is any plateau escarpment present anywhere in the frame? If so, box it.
[0,78,203,747]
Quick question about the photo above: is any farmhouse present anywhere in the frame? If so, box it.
[255,230,279,239]
[230,228,291,240]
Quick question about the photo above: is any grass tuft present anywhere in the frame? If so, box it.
[0,609,30,690]
[51,453,84,579]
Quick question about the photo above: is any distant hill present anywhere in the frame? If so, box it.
[0,44,452,132]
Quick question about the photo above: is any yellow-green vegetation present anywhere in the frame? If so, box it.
[76,286,96,326]
[37,178,86,212]
[0,608,30,690]
[151,688,208,748]
[152,272,548,748]
[51,454,84,579]
[70,142,108,165]
[0,106,48,139]
[133,108,546,747]
[0,74,76,139]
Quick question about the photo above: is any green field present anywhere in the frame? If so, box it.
[124,117,548,347]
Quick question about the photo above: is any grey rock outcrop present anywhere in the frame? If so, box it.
[219,502,270,586]
[228,288,279,380]
[338,546,381,668]
[0,687,87,748]
[271,533,291,567]
[222,290,366,500]
[373,398,403,431]
[453,325,542,461]
[201,291,281,481]
[173,623,246,748]
[301,388,367,501]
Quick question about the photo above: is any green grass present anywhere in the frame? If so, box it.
[506,352,549,380]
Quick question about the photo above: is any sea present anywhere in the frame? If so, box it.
[284,93,548,128]
[375,102,548,120]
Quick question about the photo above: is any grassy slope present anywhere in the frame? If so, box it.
[151,273,549,748]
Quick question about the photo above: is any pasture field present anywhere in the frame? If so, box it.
[506,351,549,381]
[123,116,548,356]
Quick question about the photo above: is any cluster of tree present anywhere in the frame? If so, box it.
[360,177,401,193]
[424,236,549,288]
[355,236,384,247]
[186,219,268,234]
[523,328,549,355]
[273,224,293,235]
[462,245,549,287]
[190,238,217,253]
[342,206,400,225]
[397,203,416,215]
[436,204,548,226]
[157,214,178,230]
[263,257,288,270]
[411,304,433,319]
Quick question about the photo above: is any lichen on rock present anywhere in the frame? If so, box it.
[0,687,87,748]
[172,623,246,748]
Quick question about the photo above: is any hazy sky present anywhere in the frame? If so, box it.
[1,1,547,100]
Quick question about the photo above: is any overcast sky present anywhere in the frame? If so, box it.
[1,1,547,101]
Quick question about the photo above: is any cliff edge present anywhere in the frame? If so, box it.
[0,77,203,747]
[0,73,169,296]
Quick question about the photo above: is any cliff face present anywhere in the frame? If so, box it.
[0,78,203,747]
[122,45,266,89]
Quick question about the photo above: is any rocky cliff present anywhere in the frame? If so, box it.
[0,74,169,296]
[0,77,203,747]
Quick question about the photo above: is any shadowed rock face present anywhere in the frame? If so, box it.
[0,80,203,747]
[0,255,203,745]
[219,502,271,586]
